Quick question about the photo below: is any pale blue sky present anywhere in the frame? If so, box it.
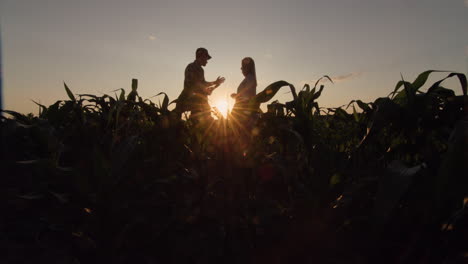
[1,0,467,113]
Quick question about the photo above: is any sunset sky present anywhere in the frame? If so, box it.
[1,0,467,114]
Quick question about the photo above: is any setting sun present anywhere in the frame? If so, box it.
[213,99,230,118]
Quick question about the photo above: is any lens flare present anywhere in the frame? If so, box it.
[213,99,229,118]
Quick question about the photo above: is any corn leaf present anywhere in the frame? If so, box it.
[313,75,333,89]
[32,100,47,115]
[412,70,443,90]
[249,80,290,109]
[64,82,76,101]
[427,72,467,96]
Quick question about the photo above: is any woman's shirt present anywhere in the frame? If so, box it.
[236,73,257,102]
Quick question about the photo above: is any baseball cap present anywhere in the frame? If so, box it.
[196,48,212,59]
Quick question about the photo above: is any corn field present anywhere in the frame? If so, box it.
[1,71,467,263]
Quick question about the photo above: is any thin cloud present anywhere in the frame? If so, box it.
[330,72,364,82]
[300,72,364,87]
[148,35,157,41]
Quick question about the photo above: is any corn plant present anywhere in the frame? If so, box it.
[1,70,467,263]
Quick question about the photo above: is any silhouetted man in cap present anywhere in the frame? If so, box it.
[174,48,225,120]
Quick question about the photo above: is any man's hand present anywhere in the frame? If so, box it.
[230,93,238,99]
[204,76,225,95]
[215,76,225,86]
